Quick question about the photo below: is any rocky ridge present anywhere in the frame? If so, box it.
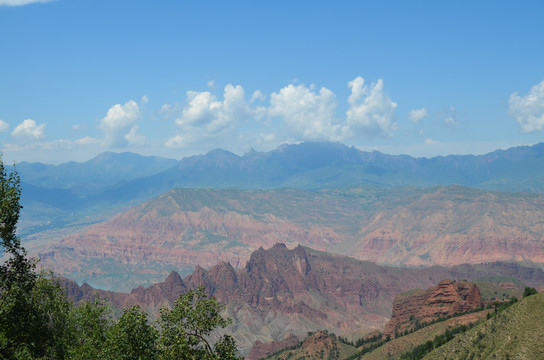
[61,244,544,353]
[246,334,300,360]
[383,280,483,337]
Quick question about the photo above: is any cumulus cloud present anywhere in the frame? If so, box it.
[425,138,439,144]
[75,136,100,145]
[0,0,55,6]
[509,79,544,132]
[99,99,141,147]
[164,135,184,149]
[409,108,428,123]
[12,119,45,140]
[346,77,397,137]
[0,120,9,133]
[164,77,400,150]
[269,83,340,140]
[166,84,255,148]
[124,125,146,146]
[443,106,458,127]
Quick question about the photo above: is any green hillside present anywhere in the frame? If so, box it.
[265,331,359,360]
[360,312,487,360]
[423,292,544,360]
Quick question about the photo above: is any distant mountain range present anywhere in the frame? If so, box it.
[15,141,544,240]
[17,151,178,195]
[87,141,544,202]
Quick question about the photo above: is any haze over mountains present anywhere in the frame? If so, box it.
[16,141,544,236]
[11,141,544,357]
[37,186,544,290]
[14,141,544,290]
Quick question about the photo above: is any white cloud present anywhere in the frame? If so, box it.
[75,136,100,145]
[251,90,266,102]
[164,135,184,149]
[424,138,439,144]
[409,108,428,123]
[3,138,92,153]
[443,106,458,127]
[207,80,215,89]
[346,77,398,137]
[99,99,141,147]
[167,84,254,148]
[269,83,340,140]
[0,0,55,5]
[164,77,400,151]
[12,119,45,140]
[0,120,9,133]
[141,95,149,104]
[124,125,146,146]
[509,79,544,132]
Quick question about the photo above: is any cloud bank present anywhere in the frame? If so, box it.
[509,80,544,132]
[0,0,55,6]
[165,76,399,149]
[0,120,9,133]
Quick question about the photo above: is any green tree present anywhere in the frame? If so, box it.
[0,157,22,254]
[0,158,41,358]
[1,159,74,359]
[523,287,537,298]
[1,157,241,359]
[67,296,112,360]
[102,305,158,360]
[158,286,241,360]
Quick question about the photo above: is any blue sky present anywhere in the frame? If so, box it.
[1,0,543,164]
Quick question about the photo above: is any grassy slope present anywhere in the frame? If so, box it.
[266,331,359,360]
[360,311,488,360]
[423,292,544,360]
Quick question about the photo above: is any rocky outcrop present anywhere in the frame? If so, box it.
[60,244,544,353]
[246,334,300,360]
[383,280,483,337]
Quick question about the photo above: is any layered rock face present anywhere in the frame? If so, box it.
[61,244,544,353]
[383,280,483,337]
[37,186,544,291]
[246,334,300,360]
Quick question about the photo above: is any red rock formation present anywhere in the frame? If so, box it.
[383,280,483,337]
[36,186,544,292]
[58,243,544,353]
[246,334,300,360]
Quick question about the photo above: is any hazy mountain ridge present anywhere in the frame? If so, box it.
[92,142,544,200]
[36,185,544,290]
[16,141,544,244]
[16,152,178,194]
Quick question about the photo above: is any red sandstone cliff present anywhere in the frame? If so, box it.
[60,244,544,353]
[246,334,300,360]
[383,280,483,337]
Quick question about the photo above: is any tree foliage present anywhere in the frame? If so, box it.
[0,158,22,254]
[0,157,241,359]
[103,305,158,360]
[523,286,537,298]
[158,286,241,360]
